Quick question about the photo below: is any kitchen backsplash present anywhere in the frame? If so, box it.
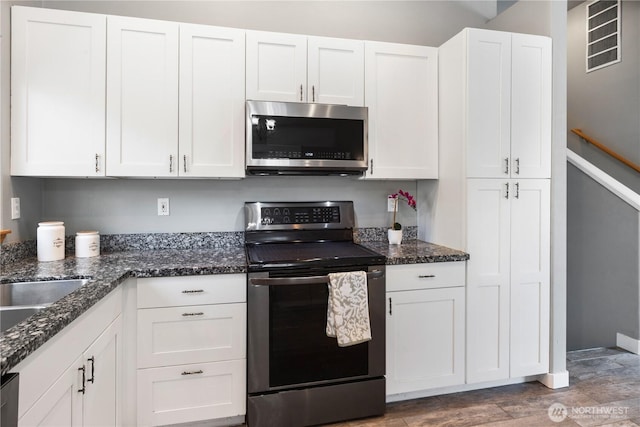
[0,227,417,269]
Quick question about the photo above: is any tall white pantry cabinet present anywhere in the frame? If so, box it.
[434,28,552,384]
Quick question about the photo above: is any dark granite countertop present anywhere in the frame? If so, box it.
[0,240,467,376]
[361,240,469,264]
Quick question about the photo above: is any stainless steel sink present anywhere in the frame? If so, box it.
[1,306,47,332]
[0,279,89,307]
[0,279,90,333]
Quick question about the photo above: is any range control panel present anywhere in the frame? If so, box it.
[260,206,340,225]
[244,201,355,231]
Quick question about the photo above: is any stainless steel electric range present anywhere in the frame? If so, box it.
[244,201,386,427]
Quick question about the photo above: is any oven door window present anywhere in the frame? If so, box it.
[269,282,368,387]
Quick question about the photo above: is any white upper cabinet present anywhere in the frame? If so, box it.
[510,34,552,179]
[106,16,179,177]
[179,24,245,178]
[246,31,307,102]
[12,8,245,179]
[246,31,364,106]
[364,41,438,179]
[307,36,364,106]
[11,7,106,177]
[466,29,551,179]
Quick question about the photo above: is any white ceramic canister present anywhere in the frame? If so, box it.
[37,221,65,262]
[75,231,100,258]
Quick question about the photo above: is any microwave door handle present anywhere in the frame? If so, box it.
[249,270,384,286]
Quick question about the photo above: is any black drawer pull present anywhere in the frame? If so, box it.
[418,275,436,279]
[182,289,204,294]
[182,312,204,317]
[181,370,204,376]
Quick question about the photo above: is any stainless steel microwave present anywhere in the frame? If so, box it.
[245,100,368,176]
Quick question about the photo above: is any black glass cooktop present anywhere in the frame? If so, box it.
[246,241,385,271]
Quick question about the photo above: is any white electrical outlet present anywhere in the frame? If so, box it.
[11,198,21,220]
[387,195,396,212]
[157,198,170,216]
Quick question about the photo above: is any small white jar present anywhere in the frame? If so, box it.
[75,231,100,258]
[37,221,65,262]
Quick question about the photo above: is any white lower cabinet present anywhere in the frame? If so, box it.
[136,274,246,426]
[466,179,550,383]
[17,289,123,427]
[386,262,466,396]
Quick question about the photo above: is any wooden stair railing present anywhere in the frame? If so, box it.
[0,229,11,244]
[571,128,640,174]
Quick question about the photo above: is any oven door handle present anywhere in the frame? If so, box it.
[249,269,384,286]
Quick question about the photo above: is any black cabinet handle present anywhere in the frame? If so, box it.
[78,366,86,394]
[87,356,95,383]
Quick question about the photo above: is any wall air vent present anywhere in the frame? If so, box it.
[586,0,621,72]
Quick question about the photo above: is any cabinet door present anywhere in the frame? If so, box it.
[307,36,364,106]
[466,29,511,179]
[19,357,83,427]
[364,42,438,179]
[106,16,179,177]
[11,7,106,177]
[137,360,246,426]
[246,31,307,102]
[137,303,246,368]
[510,179,550,377]
[179,24,245,178]
[386,287,465,395]
[83,316,122,427]
[466,178,510,383]
[511,35,552,179]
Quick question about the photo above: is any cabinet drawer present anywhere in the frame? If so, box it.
[387,262,465,292]
[137,359,246,426]
[137,274,246,308]
[138,303,246,368]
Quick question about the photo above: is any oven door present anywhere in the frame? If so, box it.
[247,265,385,394]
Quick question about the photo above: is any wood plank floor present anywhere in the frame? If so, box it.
[326,347,640,427]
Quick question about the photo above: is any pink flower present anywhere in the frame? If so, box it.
[390,189,417,229]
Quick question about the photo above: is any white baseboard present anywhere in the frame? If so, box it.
[386,375,540,402]
[538,371,569,389]
[617,332,640,355]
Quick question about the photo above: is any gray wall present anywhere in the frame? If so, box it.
[567,163,639,349]
[41,177,420,235]
[1,0,489,241]
[567,1,640,349]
